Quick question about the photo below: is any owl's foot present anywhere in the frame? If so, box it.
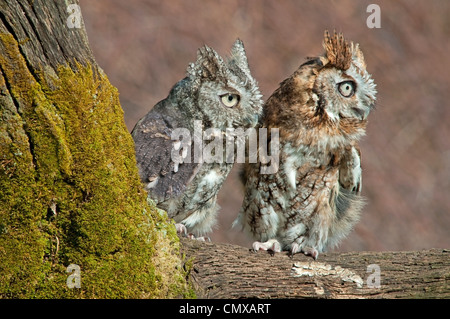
[175,223,188,236]
[302,247,319,260]
[175,223,211,241]
[188,233,211,242]
[252,239,282,253]
[290,242,319,260]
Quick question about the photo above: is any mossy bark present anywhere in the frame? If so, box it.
[0,0,193,298]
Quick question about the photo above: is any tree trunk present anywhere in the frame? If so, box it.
[181,239,450,298]
[0,0,192,298]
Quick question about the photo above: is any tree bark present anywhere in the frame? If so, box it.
[0,0,191,298]
[181,238,450,299]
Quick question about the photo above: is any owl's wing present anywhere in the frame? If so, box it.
[333,144,365,236]
[131,100,202,202]
[339,144,362,194]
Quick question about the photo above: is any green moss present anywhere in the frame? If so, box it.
[0,33,195,298]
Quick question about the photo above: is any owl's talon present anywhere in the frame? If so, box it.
[288,243,319,259]
[290,242,302,255]
[187,233,210,242]
[252,239,281,254]
[303,247,319,260]
[196,236,211,242]
[251,241,263,252]
[271,240,282,253]
[175,223,187,237]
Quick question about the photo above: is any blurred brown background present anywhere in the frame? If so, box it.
[79,0,450,252]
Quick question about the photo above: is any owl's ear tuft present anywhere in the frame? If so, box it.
[229,38,250,73]
[187,45,224,84]
[350,42,367,70]
[322,30,352,70]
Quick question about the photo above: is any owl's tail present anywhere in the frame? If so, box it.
[328,187,365,249]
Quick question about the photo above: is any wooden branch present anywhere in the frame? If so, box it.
[181,238,450,299]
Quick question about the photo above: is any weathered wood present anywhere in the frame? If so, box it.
[181,238,450,299]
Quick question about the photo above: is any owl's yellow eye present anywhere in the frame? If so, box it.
[220,93,240,107]
[338,81,355,98]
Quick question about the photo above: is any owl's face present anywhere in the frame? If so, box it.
[313,63,375,123]
[187,39,263,130]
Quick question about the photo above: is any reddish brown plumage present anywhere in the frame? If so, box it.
[323,30,352,71]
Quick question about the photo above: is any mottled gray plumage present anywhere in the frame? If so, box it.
[234,31,377,259]
[132,40,262,236]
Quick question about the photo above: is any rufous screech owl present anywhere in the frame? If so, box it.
[132,39,263,238]
[233,31,377,259]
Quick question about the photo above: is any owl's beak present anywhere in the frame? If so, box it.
[246,114,260,127]
[352,107,370,120]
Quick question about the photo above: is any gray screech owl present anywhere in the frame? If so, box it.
[234,31,377,259]
[132,39,263,237]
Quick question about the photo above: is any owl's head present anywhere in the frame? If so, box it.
[315,31,377,122]
[267,31,376,143]
[185,39,263,129]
